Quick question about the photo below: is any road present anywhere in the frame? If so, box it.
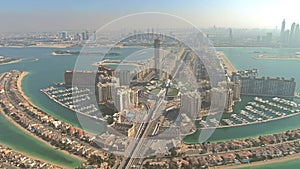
[118,93,166,169]
[118,49,190,169]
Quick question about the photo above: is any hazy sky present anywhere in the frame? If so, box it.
[1,0,300,32]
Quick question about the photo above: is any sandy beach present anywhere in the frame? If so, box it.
[0,71,86,168]
[0,107,73,169]
[216,51,237,74]
[29,44,73,48]
[0,44,73,48]
[0,58,22,66]
[214,153,300,169]
[253,55,300,60]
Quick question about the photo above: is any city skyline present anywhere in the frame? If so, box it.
[2,1,300,169]
[1,0,300,32]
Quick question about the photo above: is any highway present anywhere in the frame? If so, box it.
[117,95,166,169]
[118,49,189,169]
[124,96,166,169]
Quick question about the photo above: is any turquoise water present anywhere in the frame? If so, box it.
[220,47,300,89]
[0,112,82,168]
[185,47,300,143]
[222,47,300,169]
[237,158,300,169]
[0,46,146,166]
[0,48,85,167]
[1,47,300,168]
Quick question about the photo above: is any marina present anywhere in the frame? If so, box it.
[2,46,300,168]
[41,86,104,122]
[199,97,300,129]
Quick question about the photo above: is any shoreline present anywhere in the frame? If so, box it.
[0,58,22,66]
[0,71,85,168]
[217,153,300,169]
[0,108,75,169]
[17,72,86,162]
[0,44,73,48]
[216,51,237,74]
[253,56,300,60]
[197,111,300,130]
[0,142,62,169]
[40,89,106,126]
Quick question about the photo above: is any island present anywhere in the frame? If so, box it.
[0,56,21,65]
[253,54,300,60]
[0,70,118,169]
[52,50,121,56]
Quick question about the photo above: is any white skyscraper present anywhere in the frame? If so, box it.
[113,87,131,112]
[180,92,201,118]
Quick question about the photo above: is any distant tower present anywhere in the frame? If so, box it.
[82,32,86,41]
[229,28,233,41]
[151,28,154,40]
[280,19,286,44]
[290,22,296,46]
[85,30,89,40]
[154,38,161,79]
[75,33,81,41]
[61,31,68,41]
[93,31,96,41]
[295,24,300,47]
[284,30,290,45]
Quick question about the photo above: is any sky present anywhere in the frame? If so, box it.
[1,0,300,32]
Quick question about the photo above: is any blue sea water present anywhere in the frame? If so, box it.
[1,46,300,168]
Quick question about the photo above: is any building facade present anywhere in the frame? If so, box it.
[180,92,201,118]
[237,76,296,97]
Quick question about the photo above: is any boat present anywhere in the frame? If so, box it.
[52,50,79,55]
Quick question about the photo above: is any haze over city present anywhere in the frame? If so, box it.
[2,1,300,169]
[1,0,300,32]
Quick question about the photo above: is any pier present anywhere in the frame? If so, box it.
[41,86,106,122]
[199,97,300,129]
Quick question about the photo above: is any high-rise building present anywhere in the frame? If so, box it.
[98,65,115,77]
[229,28,232,41]
[295,24,300,47]
[228,81,241,101]
[113,88,131,112]
[235,75,296,97]
[97,83,113,103]
[130,89,139,107]
[93,31,96,41]
[284,30,290,45]
[61,31,68,41]
[154,38,161,79]
[112,87,138,112]
[227,89,234,112]
[280,19,286,44]
[74,33,81,41]
[115,69,132,86]
[180,92,201,118]
[208,87,234,112]
[85,30,89,40]
[82,32,86,41]
[64,70,98,87]
[82,31,89,41]
[290,22,296,46]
